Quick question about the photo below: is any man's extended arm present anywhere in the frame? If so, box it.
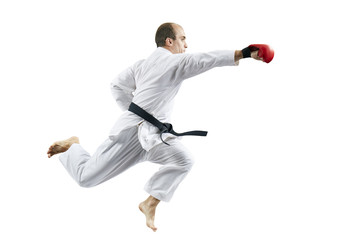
[173,48,263,82]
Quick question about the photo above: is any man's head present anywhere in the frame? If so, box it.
[155,22,188,54]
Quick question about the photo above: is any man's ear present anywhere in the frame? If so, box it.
[165,37,173,46]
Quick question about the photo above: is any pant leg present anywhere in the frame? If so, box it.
[144,138,194,202]
[59,126,145,187]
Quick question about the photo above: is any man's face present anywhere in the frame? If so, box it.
[169,24,188,54]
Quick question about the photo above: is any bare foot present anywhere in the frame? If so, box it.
[47,136,79,158]
[139,196,160,232]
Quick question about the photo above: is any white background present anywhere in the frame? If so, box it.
[1,0,359,239]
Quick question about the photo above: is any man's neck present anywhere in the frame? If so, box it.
[160,46,174,54]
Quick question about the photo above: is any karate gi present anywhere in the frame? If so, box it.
[59,47,238,202]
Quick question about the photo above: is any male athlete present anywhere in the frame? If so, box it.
[47,22,273,231]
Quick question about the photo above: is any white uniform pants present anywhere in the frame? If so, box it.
[59,126,194,202]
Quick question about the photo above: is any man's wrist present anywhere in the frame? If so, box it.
[241,47,251,58]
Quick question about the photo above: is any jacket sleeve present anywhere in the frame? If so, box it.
[110,60,143,111]
[175,50,237,81]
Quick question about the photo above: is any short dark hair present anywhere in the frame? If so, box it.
[155,23,176,47]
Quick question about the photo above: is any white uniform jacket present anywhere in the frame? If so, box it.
[109,47,237,151]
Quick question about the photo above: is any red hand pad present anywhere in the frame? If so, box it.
[249,44,274,63]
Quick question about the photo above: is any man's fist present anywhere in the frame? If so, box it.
[249,44,274,63]
[242,44,274,63]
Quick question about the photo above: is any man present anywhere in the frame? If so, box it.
[47,22,264,232]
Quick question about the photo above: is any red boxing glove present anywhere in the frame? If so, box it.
[249,44,274,63]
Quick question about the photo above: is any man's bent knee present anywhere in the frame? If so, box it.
[179,157,194,172]
[78,180,94,188]
[77,176,98,188]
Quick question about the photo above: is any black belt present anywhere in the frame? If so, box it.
[128,102,207,146]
